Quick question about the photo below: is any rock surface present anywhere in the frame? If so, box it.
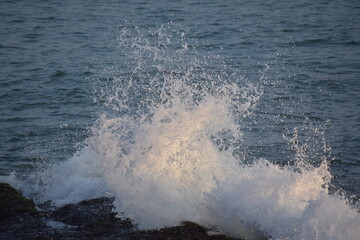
[0,183,243,240]
[125,221,238,240]
[0,182,38,220]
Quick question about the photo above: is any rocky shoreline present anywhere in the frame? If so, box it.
[0,183,242,240]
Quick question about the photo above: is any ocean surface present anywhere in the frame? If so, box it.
[1,0,360,239]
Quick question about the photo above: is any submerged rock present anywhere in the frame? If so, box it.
[0,183,243,240]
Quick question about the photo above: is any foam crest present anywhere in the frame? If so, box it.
[29,92,360,239]
[103,96,239,228]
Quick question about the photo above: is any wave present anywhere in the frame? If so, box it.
[3,23,360,240]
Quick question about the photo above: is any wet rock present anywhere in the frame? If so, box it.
[50,197,134,237]
[0,182,38,220]
[0,193,134,240]
[126,221,240,240]
[0,183,243,240]
[0,183,48,239]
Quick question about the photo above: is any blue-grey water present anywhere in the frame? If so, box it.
[1,0,360,239]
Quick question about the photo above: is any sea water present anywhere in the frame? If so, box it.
[1,1,360,239]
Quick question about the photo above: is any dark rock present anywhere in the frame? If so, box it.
[0,183,243,240]
[126,221,240,240]
[0,192,134,240]
[0,182,38,220]
[50,197,134,236]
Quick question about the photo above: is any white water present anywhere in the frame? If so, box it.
[4,24,360,240]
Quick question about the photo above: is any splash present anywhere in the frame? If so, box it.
[4,23,360,240]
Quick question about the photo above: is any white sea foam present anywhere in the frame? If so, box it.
[4,24,360,240]
[24,86,360,240]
